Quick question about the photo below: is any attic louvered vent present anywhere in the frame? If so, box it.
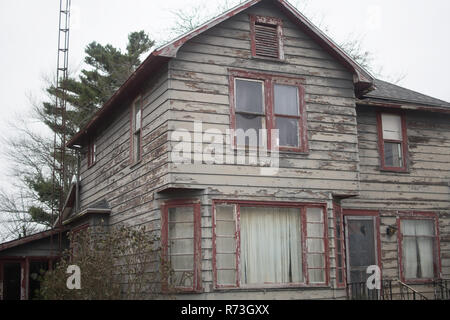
[254,23,279,58]
[250,15,284,60]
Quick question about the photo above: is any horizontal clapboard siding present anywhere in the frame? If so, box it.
[343,107,450,283]
[166,1,358,298]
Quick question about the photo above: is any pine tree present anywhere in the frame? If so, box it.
[6,31,154,232]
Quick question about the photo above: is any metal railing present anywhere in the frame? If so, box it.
[347,279,441,300]
[433,279,450,300]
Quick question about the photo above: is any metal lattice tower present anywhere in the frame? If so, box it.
[51,0,71,239]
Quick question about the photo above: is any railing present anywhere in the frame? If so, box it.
[397,280,428,300]
[347,279,430,300]
[433,279,450,300]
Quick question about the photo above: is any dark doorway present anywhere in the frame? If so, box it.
[29,261,49,300]
[3,263,21,300]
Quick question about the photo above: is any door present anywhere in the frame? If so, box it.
[345,216,379,298]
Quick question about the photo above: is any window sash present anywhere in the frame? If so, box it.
[214,202,327,288]
[162,202,201,292]
[378,112,407,170]
[400,218,437,281]
[230,71,306,152]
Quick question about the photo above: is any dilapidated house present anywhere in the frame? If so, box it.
[1,0,449,300]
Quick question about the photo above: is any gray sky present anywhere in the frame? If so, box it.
[0,0,449,237]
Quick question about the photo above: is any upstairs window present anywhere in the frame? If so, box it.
[377,112,408,171]
[131,97,142,164]
[230,70,308,152]
[250,15,284,60]
[87,138,96,168]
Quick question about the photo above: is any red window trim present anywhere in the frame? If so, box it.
[250,14,285,61]
[342,209,383,285]
[397,212,441,284]
[161,199,202,293]
[212,200,329,289]
[229,69,308,153]
[333,202,346,288]
[376,110,408,172]
[87,138,96,168]
[129,96,143,165]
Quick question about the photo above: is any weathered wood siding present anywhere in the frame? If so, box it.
[344,107,450,289]
[78,64,170,234]
[165,1,357,299]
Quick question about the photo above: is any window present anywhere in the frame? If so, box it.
[230,70,307,152]
[250,15,284,60]
[131,97,142,163]
[334,203,346,288]
[87,138,96,168]
[161,201,201,292]
[377,112,408,171]
[398,214,440,282]
[213,201,328,288]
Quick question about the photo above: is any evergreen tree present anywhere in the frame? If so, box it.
[2,31,154,234]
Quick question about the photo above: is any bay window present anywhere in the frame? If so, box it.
[230,70,308,152]
[377,112,408,171]
[213,201,328,288]
[399,215,440,282]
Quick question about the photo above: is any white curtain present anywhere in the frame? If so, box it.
[401,220,434,279]
[240,207,302,285]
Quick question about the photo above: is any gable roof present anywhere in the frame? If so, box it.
[0,228,64,253]
[67,0,374,148]
[362,79,450,109]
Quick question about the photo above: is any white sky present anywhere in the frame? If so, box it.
[0,0,449,237]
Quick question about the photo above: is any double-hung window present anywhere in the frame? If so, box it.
[131,97,142,163]
[377,112,407,171]
[161,201,201,292]
[213,201,327,288]
[230,70,307,152]
[398,214,440,282]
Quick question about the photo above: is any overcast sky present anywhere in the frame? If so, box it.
[0,0,449,237]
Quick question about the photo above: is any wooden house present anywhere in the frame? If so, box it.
[1,0,449,300]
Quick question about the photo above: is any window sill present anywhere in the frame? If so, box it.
[380,167,409,174]
[214,284,330,292]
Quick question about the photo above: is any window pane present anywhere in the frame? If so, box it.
[307,254,325,268]
[240,207,302,284]
[382,113,402,140]
[401,219,435,279]
[170,255,193,270]
[216,237,235,252]
[216,222,235,237]
[307,239,324,253]
[135,106,141,131]
[216,205,234,221]
[309,269,325,283]
[217,270,236,285]
[307,223,324,237]
[235,114,264,146]
[216,253,236,269]
[384,142,402,167]
[274,84,299,116]
[276,117,299,147]
[307,208,323,222]
[236,79,263,114]
[169,207,194,223]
